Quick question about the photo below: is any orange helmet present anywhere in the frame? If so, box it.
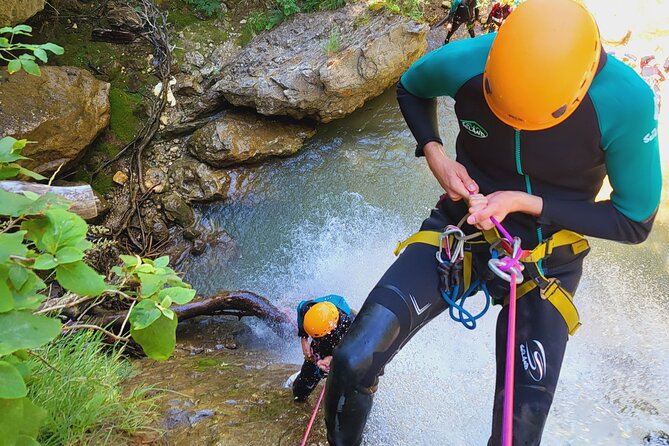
[303,302,339,338]
[483,0,601,130]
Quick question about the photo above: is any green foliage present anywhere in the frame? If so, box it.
[27,331,158,446]
[368,0,423,21]
[183,0,224,17]
[0,137,195,444]
[243,0,347,42]
[323,29,341,55]
[0,25,64,77]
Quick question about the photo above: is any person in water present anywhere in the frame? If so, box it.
[323,0,661,444]
[292,295,353,402]
[443,0,480,45]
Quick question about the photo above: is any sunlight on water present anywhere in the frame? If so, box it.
[186,71,669,443]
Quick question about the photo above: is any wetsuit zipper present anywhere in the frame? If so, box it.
[514,130,545,271]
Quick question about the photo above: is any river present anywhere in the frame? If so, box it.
[183,76,669,445]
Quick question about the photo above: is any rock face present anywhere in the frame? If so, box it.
[214,4,428,122]
[0,66,110,175]
[188,111,315,167]
[0,0,46,26]
[167,158,231,202]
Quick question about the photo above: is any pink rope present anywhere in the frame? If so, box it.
[300,384,326,446]
[502,270,517,446]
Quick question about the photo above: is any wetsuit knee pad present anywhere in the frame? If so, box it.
[330,301,403,390]
[490,385,554,446]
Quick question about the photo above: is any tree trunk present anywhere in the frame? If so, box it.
[0,180,107,220]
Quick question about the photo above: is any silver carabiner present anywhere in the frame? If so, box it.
[488,257,525,284]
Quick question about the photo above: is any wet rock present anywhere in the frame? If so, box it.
[0,66,110,175]
[190,238,207,256]
[185,51,206,68]
[167,158,231,202]
[107,6,144,32]
[0,0,45,26]
[645,431,669,445]
[144,167,167,193]
[161,193,196,228]
[189,409,215,425]
[163,407,192,429]
[188,111,315,167]
[214,4,427,122]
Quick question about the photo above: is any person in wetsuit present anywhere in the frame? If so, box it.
[293,295,353,402]
[444,0,480,44]
[324,0,661,444]
[486,1,513,32]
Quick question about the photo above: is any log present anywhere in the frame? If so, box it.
[0,180,107,220]
[99,290,296,337]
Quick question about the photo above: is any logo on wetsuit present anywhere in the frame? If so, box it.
[519,340,546,382]
[461,120,489,138]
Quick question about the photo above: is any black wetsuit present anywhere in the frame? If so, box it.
[445,0,480,44]
[324,35,661,445]
[293,300,353,402]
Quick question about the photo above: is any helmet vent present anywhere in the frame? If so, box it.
[485,78,492,94]
[552,105,567,118]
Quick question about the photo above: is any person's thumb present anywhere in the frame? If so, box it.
[457,170,479,194]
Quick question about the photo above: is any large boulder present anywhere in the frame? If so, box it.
[0,0,46,26]
[0,66,110,175]
[213,4,428,123]
[188,111,315,167]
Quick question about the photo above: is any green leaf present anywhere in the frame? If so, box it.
[160,296,172,309]
[157,286,196,305]
[7,264,29,290]
[0,311,61,356]
[0,27,14,34]
[120,254,139,267]
[16,435,41,446]
[7,58,22,74]
[138,272,166,298]
[0,361,27,398]
[160,307,175,320]
[40,42,64,55]
[55,246,84,264]
[17,397,46,438]
[11,271,46,311]
[36,209,88,254]
[18,193,69,217]
[153,256,169,268]
[33,253,57,270]
[17,167,46,181]
[0,166,20,179]
[0,190,34,217]
[20,59,40,76]
[0,231,27,263]
[0,283,12,312]
[129,300,161,330]
[12,25,32,34]
[0,148,27,163]
[56,261,106,296]
[18,54,35,61]
[0,398,23,446]
[130,313,178,361]
[135,263,155,274]
[33,48,47,62]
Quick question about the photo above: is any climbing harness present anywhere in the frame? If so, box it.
[394,220,589,335]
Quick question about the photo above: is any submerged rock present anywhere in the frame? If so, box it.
[0,66,110,175]
[214,4,428,122]
[188,111,315,167]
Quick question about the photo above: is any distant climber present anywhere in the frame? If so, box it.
[292,295,353,402]
[443,0,480,45]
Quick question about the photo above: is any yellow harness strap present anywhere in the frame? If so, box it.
[394,228,588,335]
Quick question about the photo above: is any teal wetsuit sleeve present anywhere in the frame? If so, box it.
[296,300,309,337]
[539,58,661,243]
[397,34,494,156]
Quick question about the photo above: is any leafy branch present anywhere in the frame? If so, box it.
[0,25,64,76]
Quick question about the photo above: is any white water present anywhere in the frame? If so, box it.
[186,86,669,444]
